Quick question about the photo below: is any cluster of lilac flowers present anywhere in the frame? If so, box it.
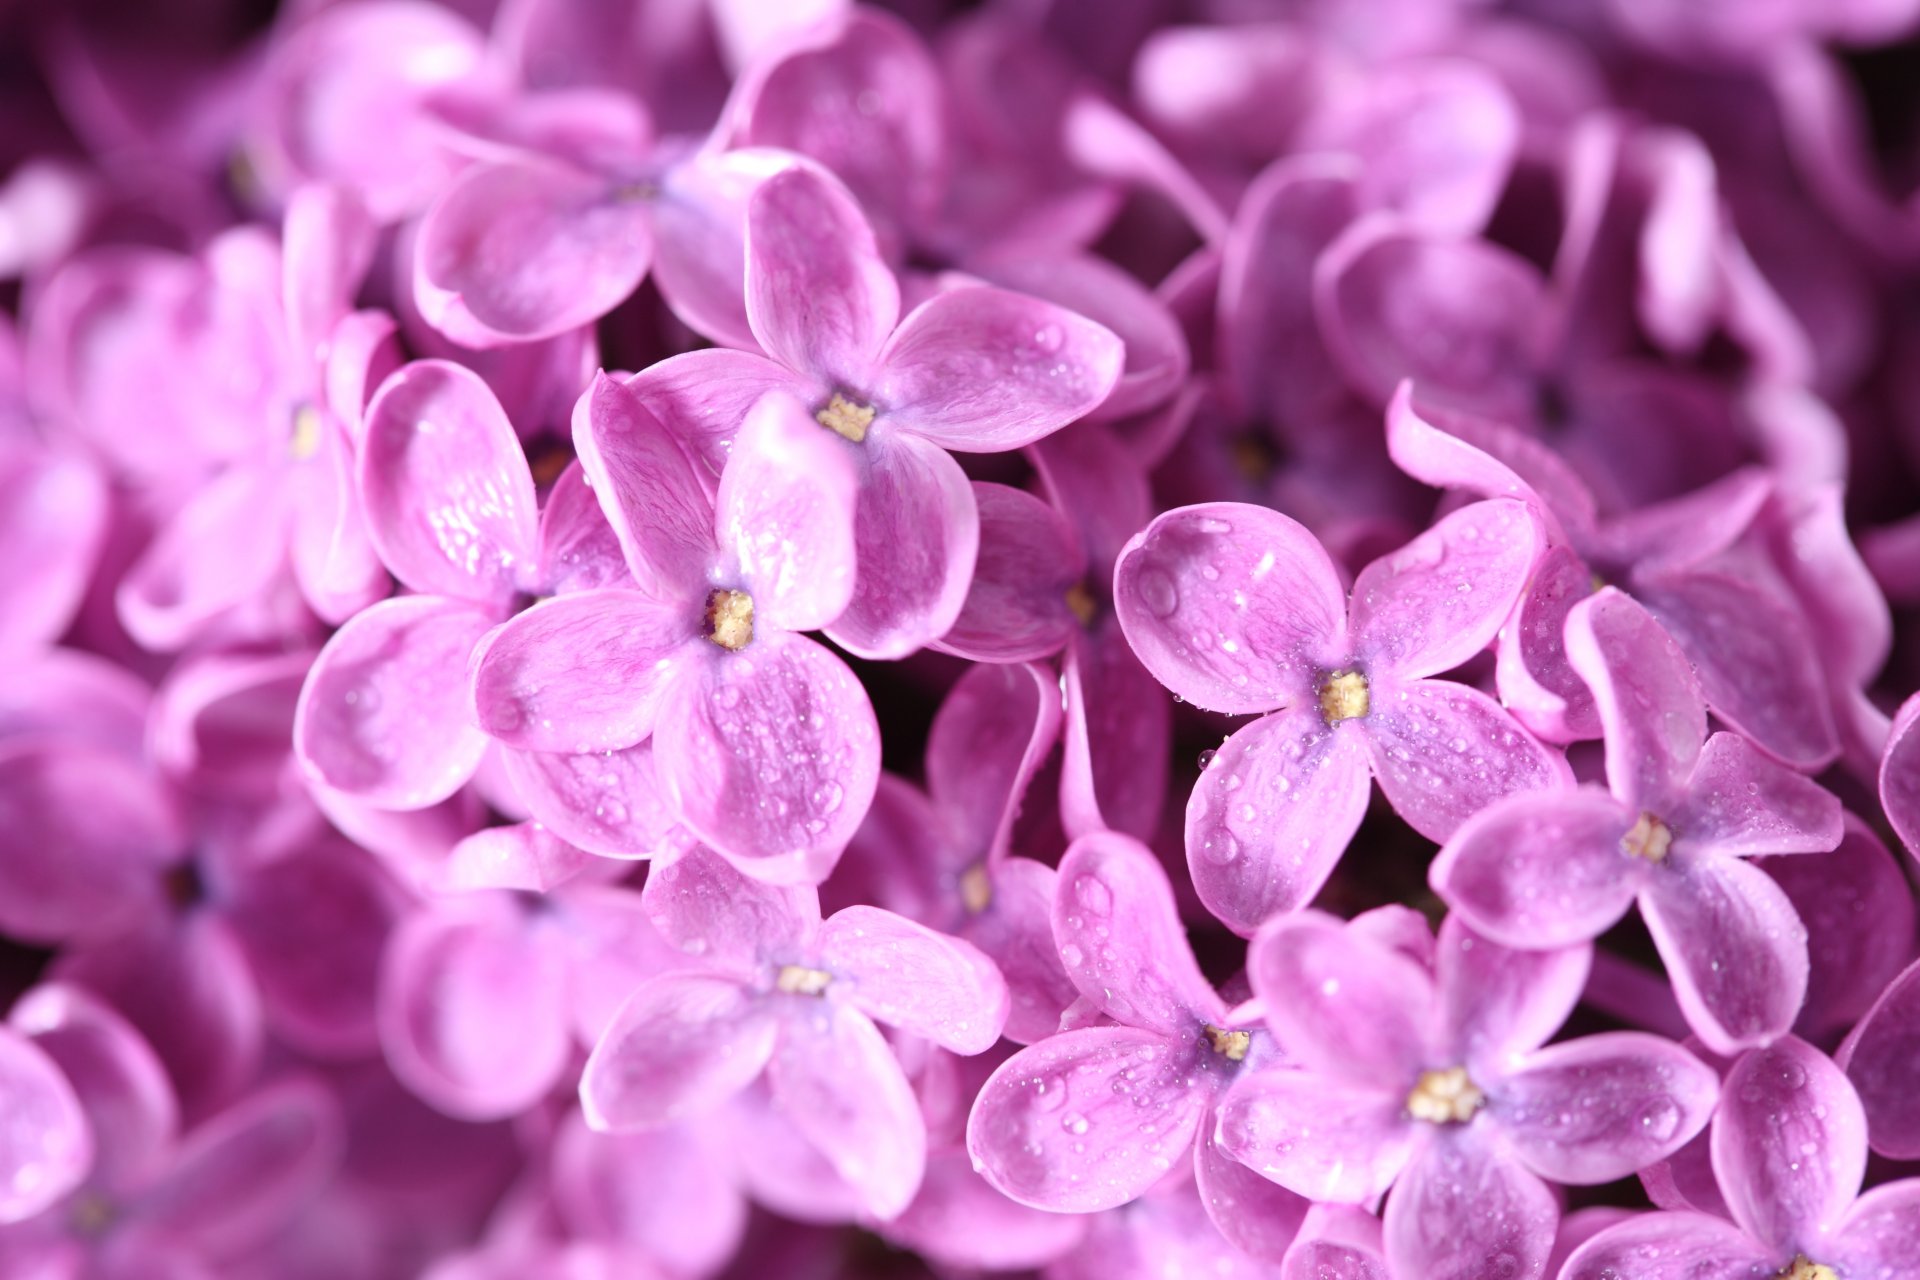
[8,0,1920,1276]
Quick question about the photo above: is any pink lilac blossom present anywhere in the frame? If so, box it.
[5,0,1920,1276]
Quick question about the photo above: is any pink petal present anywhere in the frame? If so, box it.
[1113,502,1345,715]
[10,984,176,1195]
[966,857,1078,1045]
[1832,1179,1920,1274]
[1382,383,1596,538]
[1592,468,1772,580]
[1362,676,1572,844]
[767,1004,926,1220]
[876,285,1125,452]
[1348,498,1543,681]
[1279,1204,1390,1280]
[926,661,1061,864]
[1884,692,1920,860]
[1054,831,1227,1034]
[224,839,401,1059]
[415,160,652,347]
[550,1113,745,1278]
[1839,958,1920,1158]
[535,462,632,597]
[288,408,390,625]
[0,1026,91,1224]
[1191,1122,1311,1261]
[471,590,692,753]
[282,183,376,367]
[129,1076,341,1261]
[571,372,723,600]
[1711,1036,1865,1255]
[935,482,1079,663]
[1213,1069,1415,1203]
[358,361,540,604]
[826,427,978,660]
[640,846,818,978]
[1247,911,1431,1087]
[0,446,107,658]
[817,905,1009,1053]
[377,894,570,1120]
[1557,1210,1769,1280]
[1642,856,1810,1055]
[612,349,807,476]
[1563,587,1705,814]
[1495,545,1602,743]
[882,1148,1092,1270]
[294,595,495,809]
[1062,627,1172,842]
[438,822,604,894]
[1429,787,1642,949]
[581,972,776,1132]
[1766,816,1916,1041]
[1435,914,1591,1071]
[648,148,774,352]
[1670,732,1843,858]
[1316,220,1545,420]
[1495,1032,1718,1184]
[117,465,290,652]
[744,164,897,387]
[499,741,677,861]
[1382,1130,1559,1280]
[1186,707,1373,934]
[967,1026,1208,1213]
[715,391,860,632]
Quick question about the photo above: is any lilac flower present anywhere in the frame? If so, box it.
[1215,911,1718,1280]
[607,162,1125,658]
[470,377,879,882]
[1432,587,1842,1052]
[968,831,1309,1258]
[1561,1036,1920,1279]
[582,847,1008,1219]
[832,661,1076,1043]
[1114,495,1565,932]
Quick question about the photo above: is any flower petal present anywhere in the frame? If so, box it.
[613,348,806,474]
[358,360,540,604]
[1382,1130,1559,1280]
[744,164,897,387]
[1435,914,1591,1073]
[1495,545,1603,743]
[881,1147,1092,1270]
[1248,911,1431,1088]
[1642,855,1810,1055]
[1766,815,1916,1041]
[1348,498,1542,680]
[827,427,978,660]
[1832,1179,1920,1275]
[818,905,1009,1053]
[470,590,692,753]
[768,1004,926,1220]
[936,482,1080,663]
[1563,587,1706,814]
[294,595,495,809]
[649,148,774,351]
[927,661,1061,863]
[1496,1032,1718,1184]
[415,160,651,346]
[1213,1068,1415,1204]
[1062,625,1173,843]
[549,1113,746,1279]
[1055,831,1226,1035]
[0,445,107,659]
[377,894,570,1120]
[1671,732,1843,859]
[581,972,776,1132]
[967,1026,1208,1213]
[966,857,1078,1046]
[0,1026,91,1224]
[1430,787,1642,950]
[1712,1036,1865,1255]
[641,845,818,978]
[1363,676,1571,843]
[715,391,860,632]
[1839,958,1920,1158]
[534,461,633,596]
[1114,502,1345,715]
[117,465,289,652]
[1557,1210,1772,1280]
[499,740,677,860]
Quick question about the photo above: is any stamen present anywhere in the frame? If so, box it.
[960,863,993,914]
[289,404,323,462]
[775,964,832,996]
[1064,581,1098,626]
[1229,432,1278,483]
[1777,1258,1837,1280]
[1204,1025,1250,1062]
[69,1192,115,1237]
[816,392,875,443]
[1406,1066,1484,1125]
[1621,812,1673,862]
[704,589,755,651]
[1318,670,1370,724]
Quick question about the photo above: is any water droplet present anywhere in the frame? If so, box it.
[1061,1112,1090,1135]
[1136,567,1178,618]
[1073,874,1113,915]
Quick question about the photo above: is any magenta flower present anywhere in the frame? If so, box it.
[968,831,1309,1259]
[1433,587,1841,1052]
[1216,911,1718,1280]
[607,162,1124,658]
[1114,495,1565,932]
[1562,1036,1920,1280]
[582,847,1008,1219]
[471,377,879,882]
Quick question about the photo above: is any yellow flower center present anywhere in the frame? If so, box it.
[1778,1257,1837,1280]
[704,589,755,651]
[1407,1066,1484,1125]
[1622,812,1673,862]
[816,392,875,443]
[1204,1025,1250,1061]
[775,964,832,996]
[69,1192,115,1238]
[1319,670,1370,724]
[289,404,323,462]
[959,863,993,914]
[1064,581,1098,626]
